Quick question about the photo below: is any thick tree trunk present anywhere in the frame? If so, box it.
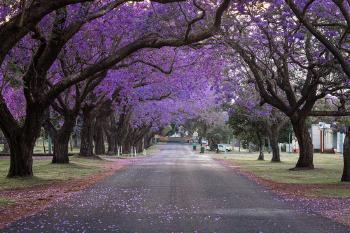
[291,118,314,169]
[6,105,45,177]
[258,151,264,160]
[264,118,287,163]
[80,109,95,157]
[53,134,70,164]
[106,132,117,155]
[145,134,153,148]
[341,127,350,182]
[105,111,131,155]
[270,133,280,162]
[136,141,143,153]
[266,126,281,162]
[94,117,105,155]
[7,129,39,177]
[123,142,132,155]
[7,135,35,177]
[123,130,134,155]
[105,116,120,155]
[52,118,75,164]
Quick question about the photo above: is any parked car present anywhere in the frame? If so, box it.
[217,144,227,152]
[224,144,233,151]
[201,139,208,145]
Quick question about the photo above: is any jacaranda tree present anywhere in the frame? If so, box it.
[0,0,231,177]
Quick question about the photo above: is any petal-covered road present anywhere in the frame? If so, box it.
[2,143,349,233]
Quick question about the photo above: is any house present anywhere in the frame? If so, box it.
[310,123,345,153]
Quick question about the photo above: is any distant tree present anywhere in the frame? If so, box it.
[207,124,232,152]
[228,109,266,160]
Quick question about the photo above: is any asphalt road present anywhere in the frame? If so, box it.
[3,143,349,233]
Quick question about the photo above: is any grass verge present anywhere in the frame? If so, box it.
[0,156,106,190]
[212,151,350,198]
[0,198,15,206]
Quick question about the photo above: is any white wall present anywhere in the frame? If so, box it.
[337,132,345,154]
[311,125,320,149]
[324,129,333,150]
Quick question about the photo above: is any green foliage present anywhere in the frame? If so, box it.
[170,123,177,135]
[206,124,232,146]
[161,125,172,136]
[228,110,261,146]
[184,118,208,138]
[278,122,293,143]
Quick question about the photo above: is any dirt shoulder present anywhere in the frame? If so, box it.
[0,160,126,229]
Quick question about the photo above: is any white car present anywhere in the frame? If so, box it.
[224,144,233,151]
[201,139,208,145]
[217,144,227,152]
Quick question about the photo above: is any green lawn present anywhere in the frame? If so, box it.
[0,197,15,206]
[33,138,80,154]
[0,156,106,190]
[0,138,80,154]
[212,151,350,197]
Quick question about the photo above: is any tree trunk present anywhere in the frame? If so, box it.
[270,133,281,162]
[7,135,35,177]
[342,127,350,182]
[94,117,105,155]
[145,134,153,148]
[52,118,75,164]
[264,118,287,163]
[291,118,314,169]
[105,115,120,155]
[137,141,143,153]
[143,133,152,149]
[70,138,73,152]
[72,134,79,148]
[106,132,117,155]
[257,131,264,161]
[123,141,132,155]
[266,126,281,162]
[267,137,271,153]
[80,108,95,157]
[6,105,45,177]
[53,134,70,163]
[122,130,133,155]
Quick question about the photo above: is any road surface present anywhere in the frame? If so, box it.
[2,143,349,233]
